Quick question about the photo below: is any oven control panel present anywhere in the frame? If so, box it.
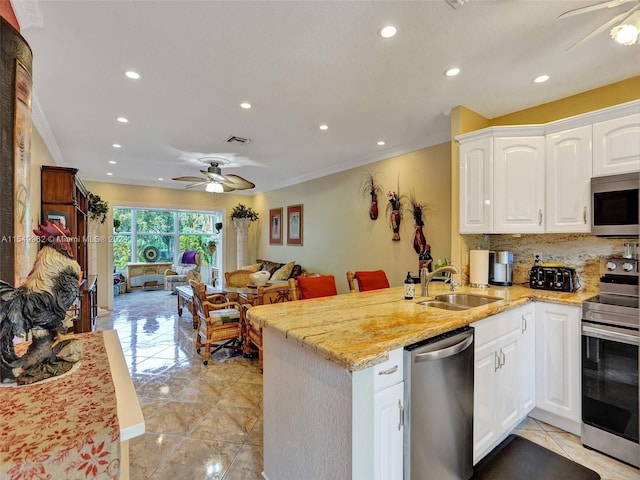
[601,257,638,277]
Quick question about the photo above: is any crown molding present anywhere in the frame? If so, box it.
[32,92,64,165]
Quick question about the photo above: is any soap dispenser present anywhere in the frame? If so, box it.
[404,272,415,300]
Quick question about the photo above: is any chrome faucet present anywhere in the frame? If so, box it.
[421,265,460,296]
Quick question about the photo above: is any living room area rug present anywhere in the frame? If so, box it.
[473,434,601,480]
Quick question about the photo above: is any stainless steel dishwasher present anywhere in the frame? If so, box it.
[404,326,474,480]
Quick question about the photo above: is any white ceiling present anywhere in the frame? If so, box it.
[12,0,640,195]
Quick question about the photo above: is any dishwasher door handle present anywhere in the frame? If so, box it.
[414,333,473,363]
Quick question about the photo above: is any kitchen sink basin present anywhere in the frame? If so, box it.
[433,293,503,308]
[416,300,468,311]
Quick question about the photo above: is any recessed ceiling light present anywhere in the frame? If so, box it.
[445,67,461,77]
[377,141,386,146]
[107,172,113,176]
[319,124,329,130]
[158,177,164,181]
[240,102,252,109]
[124,70,140,80]
[533,75,550,83]
[108,160,117,164]
[379,26,397,38]
[117,117,129,123]
[112,143,122,148]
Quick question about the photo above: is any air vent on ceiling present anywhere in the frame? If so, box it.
[226,135,252,145]
[445,0,468,9]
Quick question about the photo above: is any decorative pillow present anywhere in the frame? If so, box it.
[241,262,263,273]
[298,275,338,299]
[356,270,390,292]
[181,250,197,265]
[257,259,284,276]
[289,264,303,279]
[271,261,296,281]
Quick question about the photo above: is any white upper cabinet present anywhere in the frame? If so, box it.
[545,125,592,233]
[459,136,493,233]
[592,113,640,176]
[457,100,639,235]
[493,136,545,233]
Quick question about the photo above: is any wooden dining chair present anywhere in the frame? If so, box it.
[190,280,243,365]
[346,270,390,293]
[243,283,295,369]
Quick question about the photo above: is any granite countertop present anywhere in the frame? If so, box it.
[246,282,597,372]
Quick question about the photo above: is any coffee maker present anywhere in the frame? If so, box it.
[489,251,513,286]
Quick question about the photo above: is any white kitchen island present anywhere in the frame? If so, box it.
[247,283,594,480]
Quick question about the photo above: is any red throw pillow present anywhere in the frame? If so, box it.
[355,270,390,292]
[298,275,338,299]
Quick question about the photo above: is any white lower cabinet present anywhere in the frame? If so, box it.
[373,348,404,480]
[533,302,581,432]
[472,304,535,464]
[374,382,404,480]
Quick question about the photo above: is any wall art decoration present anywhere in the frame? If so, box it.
[269,207,283,245]
[13,60,33,285]
[287,204,303,246]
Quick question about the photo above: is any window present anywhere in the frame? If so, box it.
[113,208,222,276]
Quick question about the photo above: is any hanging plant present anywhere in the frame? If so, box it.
[88,193,109,224]
[360,173,383,220]
[409,192,430,255]
[385,177,407,241]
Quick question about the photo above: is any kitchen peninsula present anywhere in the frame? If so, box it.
[246,282,597,480]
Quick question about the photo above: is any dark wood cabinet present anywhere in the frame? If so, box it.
[41,166,98,333]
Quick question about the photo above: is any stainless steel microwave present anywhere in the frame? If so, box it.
[591,172,639,237]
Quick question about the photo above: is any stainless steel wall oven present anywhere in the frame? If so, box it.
[581,257,639,467]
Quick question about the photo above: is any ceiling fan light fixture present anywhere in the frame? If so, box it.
[205,182,224,193]
[611,22,640,45]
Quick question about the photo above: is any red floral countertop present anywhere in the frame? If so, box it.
[0,332,121,479]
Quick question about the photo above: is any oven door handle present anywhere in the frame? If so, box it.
[582,324,639,346]
[584,310,639,326]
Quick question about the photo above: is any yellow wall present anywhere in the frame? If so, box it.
[253,143,452,292]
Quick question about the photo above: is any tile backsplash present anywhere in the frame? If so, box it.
[461,233,635,290]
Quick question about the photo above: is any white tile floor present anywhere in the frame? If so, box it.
[99,288,639,479]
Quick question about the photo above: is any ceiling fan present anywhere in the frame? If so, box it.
[559,0,640,49]
[172,157,255,193]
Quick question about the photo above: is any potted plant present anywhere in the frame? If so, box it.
[206,239,217,255]
[88,193,109,224]
[230,204,259,222]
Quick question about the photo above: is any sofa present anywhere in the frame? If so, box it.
[164,250,202,293]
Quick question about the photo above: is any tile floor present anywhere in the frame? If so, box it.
[98,288,639,480]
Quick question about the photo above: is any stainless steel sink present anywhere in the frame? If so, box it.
[416,300,468,311]
[433,293,502,308]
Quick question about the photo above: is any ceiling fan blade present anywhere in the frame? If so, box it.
[185,181,207,189]
[172,176,206,182]
[565,7,636,50]
[221,174,255,190]
[221,184,237,193]
[200,169,229,183]
[558,0,634,20]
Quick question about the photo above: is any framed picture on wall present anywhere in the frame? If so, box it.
[287,204,303,246]
[269,207,283,245]
[45,210,69,229]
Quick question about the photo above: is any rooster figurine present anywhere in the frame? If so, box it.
[0,221,82,383]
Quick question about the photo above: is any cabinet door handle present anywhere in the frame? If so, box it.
[583,206,587,224]
[398,401,404,431]
[538,210,543,226]
[495,351,501,372]
[522,315,527,333]
[378,365,398,375]
[501,349,506,367]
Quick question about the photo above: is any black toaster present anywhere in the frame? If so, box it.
[529,266,578,292]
